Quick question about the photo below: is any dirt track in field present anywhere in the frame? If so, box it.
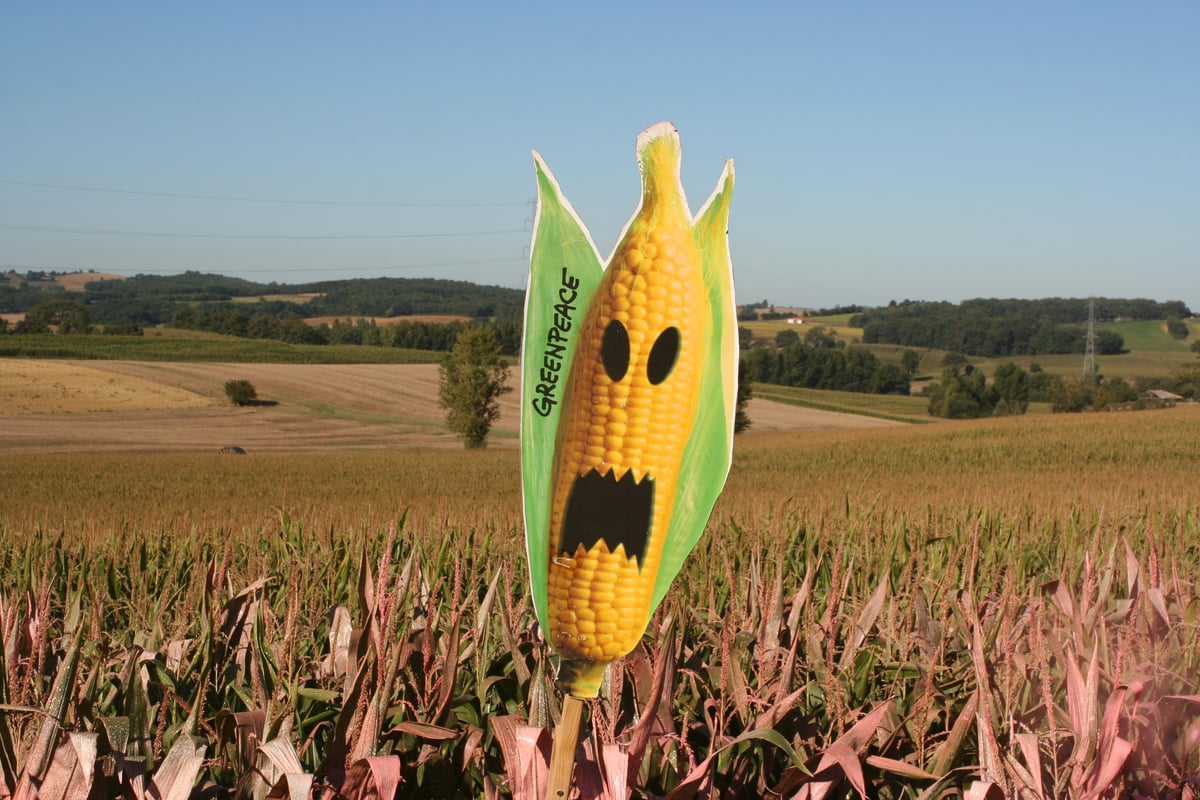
[0,360,901,454]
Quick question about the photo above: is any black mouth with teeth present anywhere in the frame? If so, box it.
[559,469,654,569]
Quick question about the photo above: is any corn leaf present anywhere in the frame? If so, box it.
[147,735,206,800]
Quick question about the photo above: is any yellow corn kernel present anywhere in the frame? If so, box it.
[545,131,708,673]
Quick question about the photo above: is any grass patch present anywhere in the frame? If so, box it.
[272,391,448,428]
[1098,319,1192,352]
[972,350,1197,379]
[803,312,857,326]
[751,383,931,422]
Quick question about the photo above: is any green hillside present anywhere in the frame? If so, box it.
[750,383,932,423]
[1097,319,1194,352]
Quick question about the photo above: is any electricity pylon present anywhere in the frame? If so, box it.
[1082,297,1098,383]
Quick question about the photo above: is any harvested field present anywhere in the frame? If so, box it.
[0,359,900,454]
[301,314,471,326]
[229,292,322,304]
[51,271,126,291]
[0,358,213,414]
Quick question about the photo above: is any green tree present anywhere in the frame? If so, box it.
[992,362,1031,415]
[744,345,779,384]
[1095,329,1124,355]
[735,359,753,433]
[869,364,911,395]
[1166,316,1189,340]
[843,347,877,392]
[1191,339,1200,358]
[942,351,969,368]
[774,328,799,348]
[224,379,258,406]
[361,322,382,347]
[24,299,91,334]
[1171,365,1200,399]
[439,326,511,449]
[1104,377,1138,404]
[901,349,921,378]
[928,365,997,419]
[1051,377,1092,413]
[1028,369,1061,403]
[804,326,838,349]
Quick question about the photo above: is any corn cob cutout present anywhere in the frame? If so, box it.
[522,122,736,698]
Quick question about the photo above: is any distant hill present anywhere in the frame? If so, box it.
[83,271,268,301]
[3,270,1194,361]
[850,297,1193,357]
[1,269,525,324]
[296,276,523,319]
[0,269,126,291]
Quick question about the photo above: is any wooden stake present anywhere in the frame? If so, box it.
[547,694,585,799]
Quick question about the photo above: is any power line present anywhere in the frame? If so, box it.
[0,179,526,208]
[1,256,526,276]
[0,222,527,241]
[231,257,526,275]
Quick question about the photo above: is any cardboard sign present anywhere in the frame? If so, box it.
[522,122,737,697]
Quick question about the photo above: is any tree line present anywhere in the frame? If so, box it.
[2,271,526,325]
[741,337,912,395]
[850,297,1192,357]
[927,363,1034,418]
[170,304,522,355]
[3,298,905,403]
[925,360,1200,418]
[3,297,523,356]
[299,277,524,319]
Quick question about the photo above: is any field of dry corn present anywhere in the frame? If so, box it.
[2,404,1199,798]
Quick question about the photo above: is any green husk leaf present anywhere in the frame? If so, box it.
[520,152,604,631]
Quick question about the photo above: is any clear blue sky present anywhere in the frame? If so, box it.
[3,2,1197,311]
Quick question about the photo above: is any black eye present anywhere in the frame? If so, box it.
[601,319,630,382]
[646,327,680,385]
